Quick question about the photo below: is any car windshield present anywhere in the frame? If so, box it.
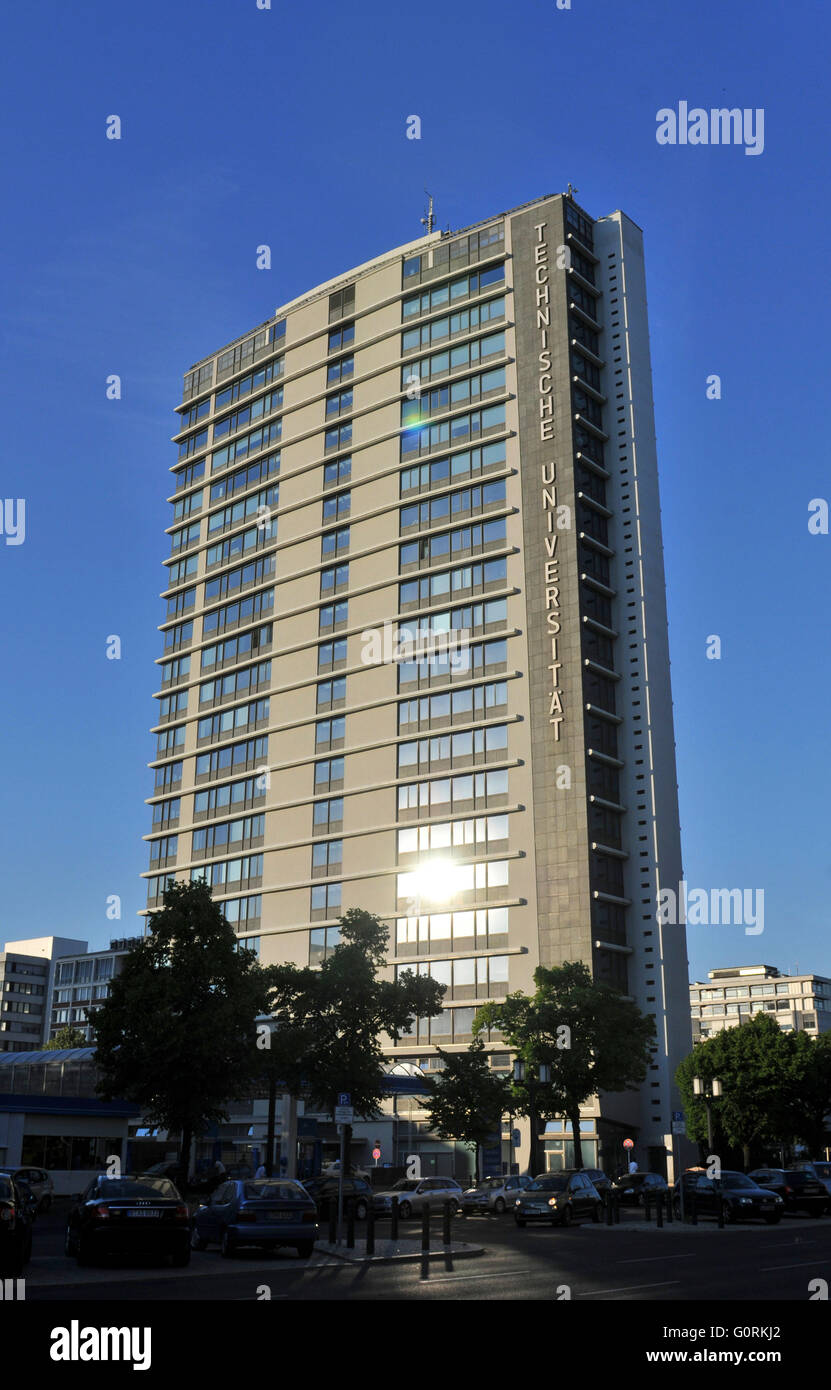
[784,1172,814,1186]
[0,1179,12,1200]
[243,1182,304,1200]
[93,1179,178,1200]
[722,1174,755,1189]
[811,1163,831,1179]
[391,1179,420,1191]
[529,1176,567,1192]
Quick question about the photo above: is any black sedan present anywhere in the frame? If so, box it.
[302,1175,374,1220]
[514,1172,603,1227]
[0,1174,34,1275]
[610,1172,669,1206]
[748,1168,829,1216]
[64,1176,191,1266]
[672,1170,784,1224]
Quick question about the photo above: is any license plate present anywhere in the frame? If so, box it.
[128,1209,161,1218]
[760,1201,773,1208]
[269,1211,295,1221]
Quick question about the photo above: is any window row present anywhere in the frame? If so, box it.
[401,367,506,426]
[211,420,282,476]
[192,856,263,889]
[196,696,269,743]
[207,486,278,537]
[397,814,510,859]
[399,680,508,731]
[400,556,506,612]
[395,906,508,953]
[399,954,509,999]
[400,517,506,570]
[399,635,509,689]
[401,404,505,462]
[402,264,505,320]
[398,769,508,817]
[399,439,506,496]
[195,736,268,781]
[400,479,505,533]
[397,859,509,903]
[398,723,509,773]
[401,331,505,389]
[200,622,272,672]
[205,524,275,573]
[199,659,270,707]
[194,773,266,819]
[205,556,275,602]
[401,296,506,354]
[216,358,283,412]
[192,814,265,857]
[209,452,280,505]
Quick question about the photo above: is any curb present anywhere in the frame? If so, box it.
[314,1240,485,1265]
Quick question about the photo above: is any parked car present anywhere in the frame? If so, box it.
[141,1161,184,1184]
[64,1175,191,1266]
[514,1172,603,1227]
[610,1172,669,1206]
[189,1162,253,1196]
[302,1175,374,1220]
[321,1159,371,1181]
[0,1174,34,1274]
[792,1160,831,1199]
[191,1178,318,1258]
[558,1167,612,1197]
[0,1166,54,1212]
[372,1177,464,1218]
[460,1174,533,1214]
[748,1168,829,1216]
[672,1170,784,1224]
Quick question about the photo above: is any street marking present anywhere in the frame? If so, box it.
[760,1259,829,1272]
[582,1280,681,1296]
[617,1253,697,1264]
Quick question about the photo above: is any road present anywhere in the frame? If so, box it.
[20,1202,831,1301]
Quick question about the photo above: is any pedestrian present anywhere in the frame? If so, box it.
[254,1162,267,1179]
[212,1158,226,1177]
[628,1157,638,1174]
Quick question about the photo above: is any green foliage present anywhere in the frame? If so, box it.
[43,1026,87,1051]
[421,1038,512,1172]
[92,880,271,1147]
[265,908,445,1120]
[475,961,655,1168]
[676,1013,831,1160]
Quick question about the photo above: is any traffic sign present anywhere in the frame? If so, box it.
[672,1110,684,1122]
[372,1147,381,1160]
[623,1138,634,1149]
[337,1092,351,1107]
[672,1120,686,1136]
[511,1128,521,1147]
[334,1106,353,1125]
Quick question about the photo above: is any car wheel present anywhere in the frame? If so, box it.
[220,1229,236,1258]
[494,1197,506,1214]
[355,1199,368,1220]
[398,1201,412,1219]
[560,1207,573,1228]
[190,1228,208,1251]
[64,1227,77,1258]
[451,1199,462,1215]
[171,1246,191,1267]
[763,1213,782,1225]
[295,1241,314,1258]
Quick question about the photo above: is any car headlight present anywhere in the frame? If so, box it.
[547,1197,559,1207]
[515,1199,521,1206]
[737,1197,751,1204]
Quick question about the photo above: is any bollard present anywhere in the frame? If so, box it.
[391,1195,399,1241]
[328,1200,336,1244]
[717,1196,725,1229]
[443,1199,452,1246]
[614,1192,621,1224]
[656,1193,663,1228]
[606,1191,613,1225]
[665,1191,673,1224]
[346,1197,355,1249]
[690,1192,697,1225]
[644,1194,651,1223]
[366,1200,375,1256]
[421,1203,431,1253]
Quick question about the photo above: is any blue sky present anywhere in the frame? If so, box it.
[1,0,828,983]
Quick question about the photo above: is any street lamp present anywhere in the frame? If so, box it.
[692,1076,722,1152]
[513,1061,550,1172]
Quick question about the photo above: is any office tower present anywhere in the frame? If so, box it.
[145,192,691,1175]
[692,964,831,1041]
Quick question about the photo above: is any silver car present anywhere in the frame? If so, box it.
[372,1177,463,1218]
[0,1167,54,1213]
[460,1174,532,1214]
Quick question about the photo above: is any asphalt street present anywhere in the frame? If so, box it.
[19,1202,831,1301]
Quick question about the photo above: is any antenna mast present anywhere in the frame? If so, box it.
[421,191,435,234]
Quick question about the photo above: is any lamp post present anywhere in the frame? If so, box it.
[692,1075,723,1153]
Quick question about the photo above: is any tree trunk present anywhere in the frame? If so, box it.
[178,1122,193,1192]
[527,1101,541,1175]
[265,1075,277,1176]
[742,1142,751,1170]
[570,1112,583,1170]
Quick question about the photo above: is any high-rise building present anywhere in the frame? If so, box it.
[144,192,691,1177]
[0,937,86,1051]
[691,964,831,1041]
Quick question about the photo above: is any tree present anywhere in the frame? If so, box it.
[676,1013,795,1168]
[265,909,444,1163]
[92,880,271,1183]
[421,1038,512,1180]
[475,962,655,1173]
[44,1026,88,1050]
[790,1031,831,1155]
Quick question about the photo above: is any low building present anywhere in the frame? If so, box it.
[690,964,831,1041]
[0,938,86,1052]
